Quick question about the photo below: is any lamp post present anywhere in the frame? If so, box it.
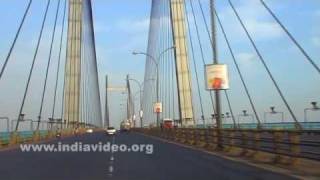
[132,46,175,127]
[264,106,284,124]
[0,117,10,132]
[237,110,255,128]
[304,102,320,122]
[224,112,234,128]
[211,114,217,128]
[221,113,225,128]
[128,78,143,128]
[56,118,63,129]
[48,118,55,130]
[12,118,33,132]
[129,78,156,128]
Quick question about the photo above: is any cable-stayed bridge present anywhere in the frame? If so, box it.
[0,0,319,179]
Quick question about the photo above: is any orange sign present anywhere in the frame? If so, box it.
[211,77,223,89]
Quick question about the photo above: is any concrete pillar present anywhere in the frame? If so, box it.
[170,0,194,126]
[64,0,82,126]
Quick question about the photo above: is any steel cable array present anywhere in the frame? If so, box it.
[141,0,315,129]
[0,0,103,131]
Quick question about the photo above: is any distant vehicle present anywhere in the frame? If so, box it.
[120,121,131,132]
[106,127,116,135]
[163,118,174,129]
[86,128,93,133]
[56,132,61,139]
[56,128,61,139]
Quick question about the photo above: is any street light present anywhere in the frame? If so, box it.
[221,113,225,128]
[48,118,54,130]
[211,114,217,128]
[237,110,255,128]
[128,78,144,128]
[0,117,10,132]
[223,112,234,128]
[132,46,175,127]
[264,106,284,124]
[304,102,320,122]
[129,78,156,128]
[12,118,33,132]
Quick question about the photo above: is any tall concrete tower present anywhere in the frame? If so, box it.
[63,0,82,125]
[170,0,194,126]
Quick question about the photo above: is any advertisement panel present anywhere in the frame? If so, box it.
[205,64,230,90]
[153,102,162,113]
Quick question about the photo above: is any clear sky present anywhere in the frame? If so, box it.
[0,0,319,130]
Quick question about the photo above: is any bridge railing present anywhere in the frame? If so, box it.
[133,128,320,165]
[0,127,94,148]
[0,117,102,148]
[194,122,320,130]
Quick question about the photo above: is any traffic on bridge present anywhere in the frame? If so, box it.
[0,0,319,179]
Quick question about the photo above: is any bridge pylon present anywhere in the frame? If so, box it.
[170,0,194,126]
[63,0,83,126]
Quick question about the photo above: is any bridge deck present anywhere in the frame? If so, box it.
[0,132,296,180]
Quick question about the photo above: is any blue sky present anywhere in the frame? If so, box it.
[0,0,319,129]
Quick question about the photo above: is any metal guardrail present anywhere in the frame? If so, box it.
[0,117,9,132]
[195,122,320,130]
[0,131,50,146]
[0,129,80,147]
[134,128,320,163]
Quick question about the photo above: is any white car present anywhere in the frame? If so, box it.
[86,128,93,133]
[106,127,116,135]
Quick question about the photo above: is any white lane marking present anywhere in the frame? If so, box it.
[107,135,116,177]
[108,165,114,173]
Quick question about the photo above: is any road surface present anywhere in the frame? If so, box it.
[0,132,296,180]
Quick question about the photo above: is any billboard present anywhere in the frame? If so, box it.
[205,64,230,90]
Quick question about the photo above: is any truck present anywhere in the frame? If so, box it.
[162,118,174,129]
[120,120,131,132]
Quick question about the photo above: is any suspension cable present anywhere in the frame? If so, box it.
[37,0,61,130]
[196,0,238,126]
[184,0,205,125]
[224,90,237,128]
[15,0,51,131]
[260,0,320,75]
[209,2,261,127]
[228,0,301,130]
[52,0,67,122]
[0,0,33,81]
[189,0,216,118]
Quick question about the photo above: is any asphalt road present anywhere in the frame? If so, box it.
[0,132,296,180]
